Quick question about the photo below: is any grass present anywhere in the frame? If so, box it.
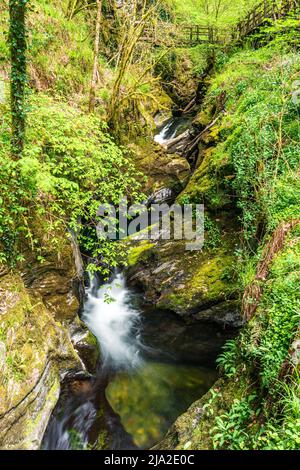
[165,0,259,26]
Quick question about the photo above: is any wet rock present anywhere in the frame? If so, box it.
[140,309,236,366]
[147,188,175,204]
[0,235,85,449]
[71,320,100,374]
[126,219,242,328]
[193,301,245,328]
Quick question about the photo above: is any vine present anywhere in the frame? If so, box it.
[9,0,28,158]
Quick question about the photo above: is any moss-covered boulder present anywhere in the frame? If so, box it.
[0,272,82,450]
[126,219,242,327]
[129,140,190,197]
[177,138,233,211]
[71,320,100,374]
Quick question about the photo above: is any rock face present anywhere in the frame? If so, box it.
[0,240,84,450]
[129,141,190,197]
[21,235,83,323]
[126,225,243,328]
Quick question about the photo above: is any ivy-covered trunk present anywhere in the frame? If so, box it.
[9,0,27,159]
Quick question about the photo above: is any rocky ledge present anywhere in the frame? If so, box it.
[126,217,243,329]
[0,239,84,449]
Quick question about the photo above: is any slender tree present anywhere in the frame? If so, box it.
[89,0,102,113]
[108,0,161,130]
[9,0,28,159]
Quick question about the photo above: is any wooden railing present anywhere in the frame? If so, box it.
[141,0,300,47]
[234,0,300,41]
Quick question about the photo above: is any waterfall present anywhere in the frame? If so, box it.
[82,273,143,370]
[154,117,191,146]
[154,119,178,145]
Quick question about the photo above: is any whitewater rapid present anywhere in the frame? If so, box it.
[82,273,143,370]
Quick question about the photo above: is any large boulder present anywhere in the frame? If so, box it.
[129,141,190,197]
[126,223,242,328]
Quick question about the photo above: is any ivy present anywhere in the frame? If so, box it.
[9,0,29,158]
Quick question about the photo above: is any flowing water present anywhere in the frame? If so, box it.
[43,272,233,450]
[43,116,231,450]
[154,117,190,145]
[82,273,143,371]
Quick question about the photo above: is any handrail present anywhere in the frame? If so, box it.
[141,0,300,46]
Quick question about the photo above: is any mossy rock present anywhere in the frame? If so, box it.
[74,326,101,374]
[156,253,237,314]
[178,145,232,209]
[20,237,82,323]
[129,140,190,196]
[154,378,248,450]
[0,273,82,449]
[127,242,155,267]
[126,217,241,327]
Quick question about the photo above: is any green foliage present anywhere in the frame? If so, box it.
[211,393,258,450]
[9,0,29,157]
[211,230,300,450]
[252,14,300,49]
[244,235,300,390]
[187,44,212,75]
[28,0,94,99]
[201,41,300,245]
[203,215,221,249]
[216,339,239,378]
[0,94,143,273]
[0,103,35,263]
[164,0,258,26]
[257,375,300,450]
[199,40,300,451]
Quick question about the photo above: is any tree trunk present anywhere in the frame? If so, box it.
[89,0,102,113]
[9,0,27,159]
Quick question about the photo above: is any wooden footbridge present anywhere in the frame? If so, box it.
[141,0,300,47]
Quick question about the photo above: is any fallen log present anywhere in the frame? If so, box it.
[181,96,197,115]
[183,114,222,158]
[242,219,300,322]
[164,129,191,153]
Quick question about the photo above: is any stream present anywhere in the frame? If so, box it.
[154,116,191,145]
[42,117,233,450]
[42,272,232,450]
